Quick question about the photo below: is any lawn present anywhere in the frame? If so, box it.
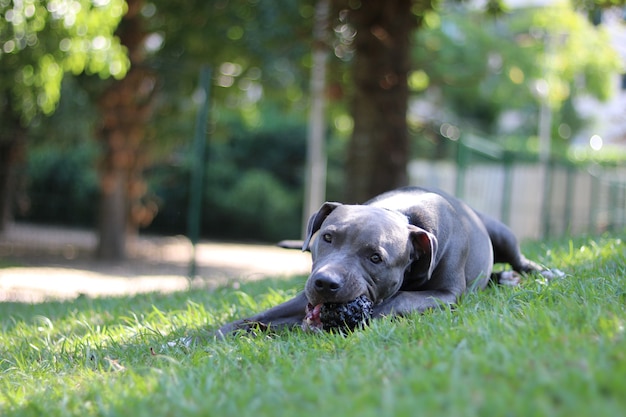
[0,234,624,417]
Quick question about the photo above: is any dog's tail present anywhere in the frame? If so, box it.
[277,240,307,251]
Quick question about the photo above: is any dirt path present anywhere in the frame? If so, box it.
[0,223,311,303]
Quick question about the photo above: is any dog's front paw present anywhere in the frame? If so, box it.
[215,319,268,339]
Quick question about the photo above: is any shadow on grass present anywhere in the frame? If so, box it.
[0,274,307,333]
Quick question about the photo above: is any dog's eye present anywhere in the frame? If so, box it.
[369,253,383,264]
[322,233,332,243]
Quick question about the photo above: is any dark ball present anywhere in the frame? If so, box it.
[320,295,374,332]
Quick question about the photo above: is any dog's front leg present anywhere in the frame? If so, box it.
[216,292,309,337]
[373,290,459,318]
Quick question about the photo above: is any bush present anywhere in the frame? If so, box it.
[16,144,99,227]
[218,170,301,241]
[20,123,335,242]
[146,125,307,242]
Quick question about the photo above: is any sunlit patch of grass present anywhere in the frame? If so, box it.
[525,233,624,273]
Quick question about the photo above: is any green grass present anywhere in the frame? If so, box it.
[1,234,625,417]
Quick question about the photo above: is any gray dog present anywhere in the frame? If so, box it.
[217,186,558,335]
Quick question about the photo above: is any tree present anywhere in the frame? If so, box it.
[95,0,156,259]
[0,0,128,231]
[411,3,622,153]
[94,0,314,258]
[335,0,624,203]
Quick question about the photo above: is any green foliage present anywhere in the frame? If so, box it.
[147,0,314,146]
[147,124,308,241]
[19,123,307,241]
[219,170,301,241]
[0,0,129,122]
[568,144,626,165]
[203,122,321,241]
[0,235,624,416]
[16,143,99,226]
[528,4,623,104]
[29,76,99,146]
[14,77,100,227]
[412,3,623,144]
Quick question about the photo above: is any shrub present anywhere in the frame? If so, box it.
[16,144,99,227]
[146,125,307,242]
[217,170,301,241]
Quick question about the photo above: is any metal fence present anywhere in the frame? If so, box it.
[408,136,626,241]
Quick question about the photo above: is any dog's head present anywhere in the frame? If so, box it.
[302,203,437,306]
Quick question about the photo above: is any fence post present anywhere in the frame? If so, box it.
[589,165,600,234]
[187,66,212,279]
[564,162,574,235]
[608,180,621,232]
[455,140,467,199]
[501,152,513,225]
[541,159,553,238]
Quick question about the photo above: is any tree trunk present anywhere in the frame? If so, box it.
[97,168,128,259]
[344,0,416,203]
[96,0,155,260]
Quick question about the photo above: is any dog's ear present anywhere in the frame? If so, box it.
[302,202,342,251]
[408,225,438,280]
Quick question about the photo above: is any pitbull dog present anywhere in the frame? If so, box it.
[217,186,554,336]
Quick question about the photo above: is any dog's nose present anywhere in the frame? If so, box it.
[313,274,342,295]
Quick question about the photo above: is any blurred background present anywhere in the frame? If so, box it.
[1,0,625,263]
